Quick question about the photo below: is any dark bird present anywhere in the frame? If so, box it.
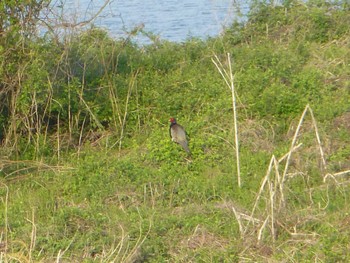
[169,117,190,153]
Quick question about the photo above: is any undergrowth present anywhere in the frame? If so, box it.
[1,0,350,261]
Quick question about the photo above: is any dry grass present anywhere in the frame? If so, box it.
[229,104,350,251]
[180,225,229,251]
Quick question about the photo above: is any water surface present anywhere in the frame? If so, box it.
[52,0,249,44]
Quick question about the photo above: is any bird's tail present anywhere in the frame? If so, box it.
[180,142,191,154]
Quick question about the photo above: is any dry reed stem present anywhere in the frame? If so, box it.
[119,70,139,151]
[232,206,262,238]
[99,217,151,262]
[272,155,284,213]
[26,208,37,260]
[282,105,309,184]
[78,93,104,130]
[1,159,74,182]
[0,183,9,254]
[246,155,277,235]
[55,236,75,262]
[329,169,350,177]
[119,209,152,263]
[110,224,127,261]
[324,169,350,183]
[282,104,327,185]
[245,153,285,243]
[269,176,277,243]
[108,82,122,132]
[0,159,74,171]
[231,206,244,237]
[248,155,282,243]
[307,106,327,171]
[241,104,329,245]
[77,116,87,157]
[57,113,61,160]
[257,216,269,243]
[278,143,303,163]
[212,53,241,188]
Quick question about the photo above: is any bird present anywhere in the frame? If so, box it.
[169,117,190,154]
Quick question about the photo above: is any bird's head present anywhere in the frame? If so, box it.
[169,117,176,124]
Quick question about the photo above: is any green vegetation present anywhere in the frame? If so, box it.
[1,0,350,261]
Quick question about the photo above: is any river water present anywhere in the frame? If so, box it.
[51,0,250,44]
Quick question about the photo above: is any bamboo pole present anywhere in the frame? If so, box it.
[212,53,241,187]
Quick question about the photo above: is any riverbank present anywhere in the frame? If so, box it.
[1,1,350,261]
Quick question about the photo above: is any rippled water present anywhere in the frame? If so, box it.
[52,0,249,44]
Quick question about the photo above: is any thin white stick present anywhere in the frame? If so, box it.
[273,152,285,208]
[227,53,241,188]
[278,143,303,163]
[55,236,75,263]
[257,216,269,243]
[332,169,350,177]
[57,114,60,160]
[282,105,309,184]
[308,106,327,173]
[28,209,37,260]
[244,155,276,234]
[1,183,9,254]
[282,104,326,183]
[268,177,276,242]
[232,206,244,237]
[212,53,241,187]
[324,169,350,182]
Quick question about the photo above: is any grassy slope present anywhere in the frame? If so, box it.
[1,1,350,262]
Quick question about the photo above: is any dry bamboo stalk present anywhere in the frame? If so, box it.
[26,208,37,260]
[78,93,104,130]
[273,153,288,212]
[278,143,303,163]
[113,224,127,261]
[257,216,269,243]
[227,53,241,188]
[268,177,276,242]
[1,183,9,254]
[282,105,309,184]
[212,53,241,187]
[308,106,327,171]
[232,206,244,236]
[241,105,328,244]
[282,104,327,184]
[235,211,262,223]
[119,70,139,151]
[122,209,152,263]
[244,155,276,235]
[57,113,60,160]
[77,116,87,157]
[55,236,75,263]
[324,169,350,182]
[331,169,350,177]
